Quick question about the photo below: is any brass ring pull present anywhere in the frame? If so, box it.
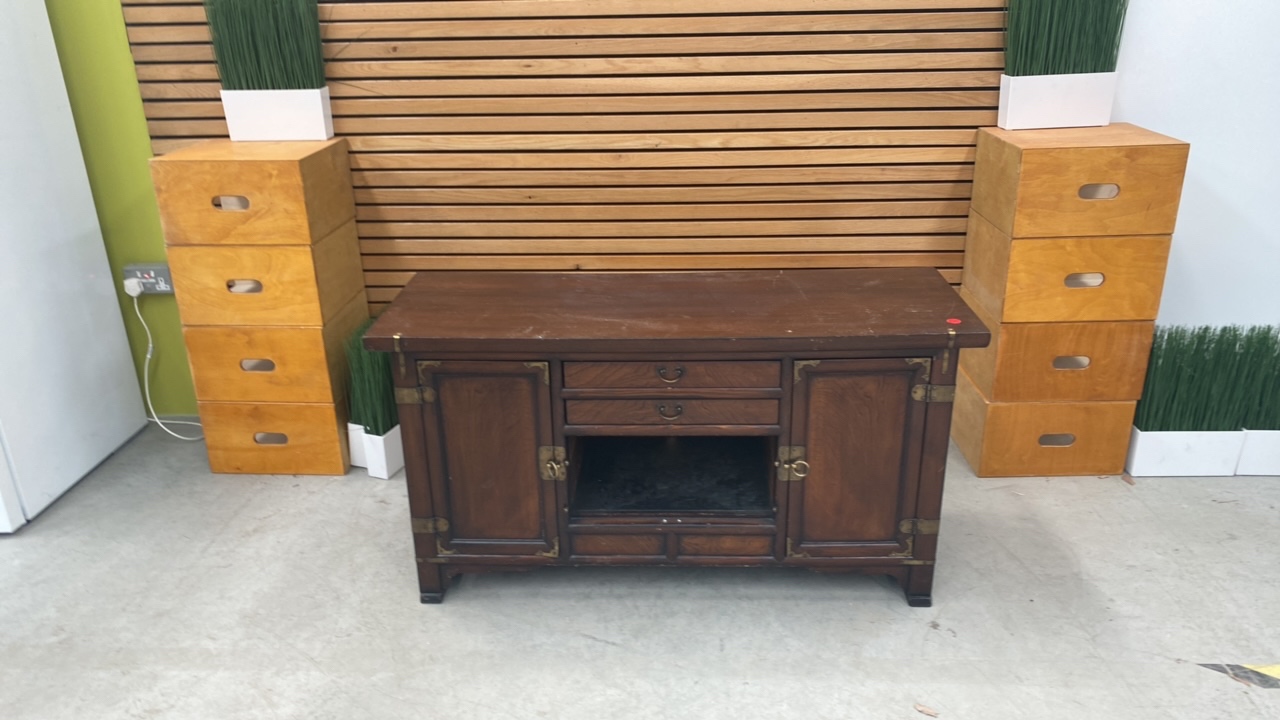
[789,460,811,478]
[657,403,684,421]
[656,365,685,383]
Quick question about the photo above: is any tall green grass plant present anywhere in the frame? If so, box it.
[1006,0,1130,77]
[346,319,399,436]
[204,0,325,90]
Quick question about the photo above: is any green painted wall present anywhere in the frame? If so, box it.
[44,0,197,416]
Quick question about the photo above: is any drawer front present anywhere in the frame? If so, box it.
[185,326,334,403]
[678,535,774,557]
[169,222,363,327]
[962,212,1171,322]
[571,534,665,557]
[973,127,1189,238]
[959,304,1155,402]
[150,139,354,246]
[564,361,780,389]
[565,399,778,426]
[951,370,1135,477]
[200,402,347,475]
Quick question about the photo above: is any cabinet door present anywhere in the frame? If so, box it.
[420,361,560,559]
[785,359,928,559]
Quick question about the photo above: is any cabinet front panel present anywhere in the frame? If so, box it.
[788,359,926,557]
[435,370,550,544]
[564,361,781,389]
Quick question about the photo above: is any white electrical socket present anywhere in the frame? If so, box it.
[123,263,174,295]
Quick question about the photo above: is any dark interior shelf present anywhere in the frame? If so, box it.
[571,436,772,514]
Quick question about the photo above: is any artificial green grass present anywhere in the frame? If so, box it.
[346,319,399,436]
[204,0,326,90]
[1005,0,1130,77]
[1135,326,1280,432]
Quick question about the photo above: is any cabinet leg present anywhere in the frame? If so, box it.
[904,565,934,608]
[418,563,447,604]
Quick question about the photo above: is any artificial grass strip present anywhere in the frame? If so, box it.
[1006,0,1130,77]
[346,319,399,436]
[205,0,326,90]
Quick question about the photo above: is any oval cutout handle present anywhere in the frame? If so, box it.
[226,279,263,294]
[240,359,276,372]
[1064,273,1105,288]
[254,432,288,445]
[1053,356,1091,370]
[212,195,250,211]
[1039,433,1076,447]
[1078,183,1120,200]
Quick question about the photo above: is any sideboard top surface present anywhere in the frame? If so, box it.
[367,268,988,353]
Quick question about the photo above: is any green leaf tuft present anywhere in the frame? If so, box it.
[346,318,399,437]
[204,0,326,90]
[1005,0,1130,77]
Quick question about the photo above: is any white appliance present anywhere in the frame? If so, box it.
[0,0,147,532]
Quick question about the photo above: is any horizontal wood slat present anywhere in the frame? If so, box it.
[125,0,999,293]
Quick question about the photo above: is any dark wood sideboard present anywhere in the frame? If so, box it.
[366,269,988,606]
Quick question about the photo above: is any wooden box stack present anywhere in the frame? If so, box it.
[150,140,368,474]
[952,124,1189,477]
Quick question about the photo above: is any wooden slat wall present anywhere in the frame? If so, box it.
[122,0,1005,312]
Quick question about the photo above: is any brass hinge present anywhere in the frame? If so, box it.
[535,536,560,559]
[775,446,809,482]
[395,386,436,405]
[416,360,442,384]
[436,538,457,557]
[793,360,821,383]
[412,517,450,534]
[906,357,932,374]
[899,518,941,536]
[538,446,568,481]
[786,538,810,559]
[525,361,551,386]
[911,384,956,403]
[393,333,406,379]
[889,535,915,558]
[941,326,958,375]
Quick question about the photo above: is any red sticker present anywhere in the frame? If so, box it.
[946,318,963,325]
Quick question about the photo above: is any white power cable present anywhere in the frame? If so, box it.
[131,294,203,442]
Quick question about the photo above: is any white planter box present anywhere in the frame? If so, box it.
[347,423,404,479]
[998,72,1118,130]
[1125,426,1246,477]
[220,87,334,141]
[1237,430,1280,476]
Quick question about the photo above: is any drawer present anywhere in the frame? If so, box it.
[678,535,774,557]
[571,534,664,557]
[150,138,354,245]
[184,296,368,403]
[961,211,1171,322]
[564,361,780,389]
[169,220,364,326]
[565,399,778,426]
[972,123,1189,238]
[959,295,1154,402]
[951,370,1135,477]
[200,401,348,475]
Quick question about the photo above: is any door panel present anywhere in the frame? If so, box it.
[787,359,927,558]
[421,361,557,557]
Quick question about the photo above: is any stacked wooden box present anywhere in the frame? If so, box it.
[150,140,368,474]
[953,124,1189,477]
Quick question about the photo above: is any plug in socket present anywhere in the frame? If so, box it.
[123,263,174,295]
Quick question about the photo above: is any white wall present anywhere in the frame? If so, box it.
[1113,0,1280,326]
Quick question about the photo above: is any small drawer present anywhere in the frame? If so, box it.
[972,123,1189,238]
[184,296,368,403]
[571,534,664,556]
[200,401,348,475]
[678,535,774,557]
[565,399,778,426]
[169,220,364,327]
[950,370,1135,477]
[150,139,354,246]
[959,296,1154,402]
[961,212,1171,323]
[564,361,780,389]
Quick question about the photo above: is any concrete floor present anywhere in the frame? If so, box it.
[1,427,1277,720]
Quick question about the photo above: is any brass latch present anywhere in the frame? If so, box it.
[899,518,941,535]
[539,446,568,481]
[911,384,956,403]
[775,446,810,482]
[394,386,436,405]
[412,517,450,534]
